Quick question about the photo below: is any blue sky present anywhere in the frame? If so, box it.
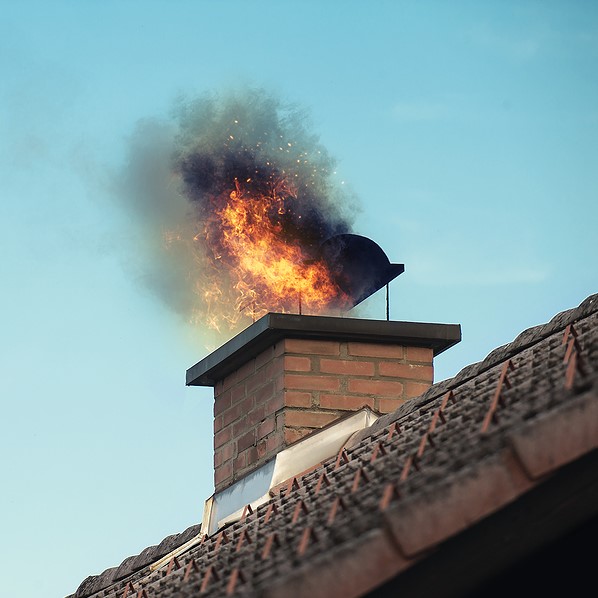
[1,2,597,596]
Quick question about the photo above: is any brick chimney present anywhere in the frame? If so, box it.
[187,313,460,492]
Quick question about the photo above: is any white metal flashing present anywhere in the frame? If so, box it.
[201,407,379,535]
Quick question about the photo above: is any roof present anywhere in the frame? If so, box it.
[71,293,598,598]
[186,313,461,386]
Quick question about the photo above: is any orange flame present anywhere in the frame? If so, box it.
[195,178,349,331]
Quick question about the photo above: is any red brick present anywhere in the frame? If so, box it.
[235,357,257,382]
[222,395,254,427]
[237,428,256,452]
[214,426,232,449]
[214,442,234,467]
[214,391,231,415]
[284,391,312,408]
[379,362,433,381]
[266,431,284,453]
[214,460,232,486]
[233,417,251,438]
[405,346,433,363]
[284,427,311,445]
[264,392,284,416]
[405,381,431,399]
[284,338,340,356]
[320,394,375,411]
[257,438,268,459]
[264,356,284,380]
[255,380,275,404]
[246,368,266,393]
[230,383,246,405]
[214,414,224,433]
[234,451,246,471]
[255,345,275,370]
[319,359,375,376]
[285,410,339,429]
[348,379,404,397]
[284,355,312,372]
[220,371,236,392]
[247,404,267,427]
[377,398,406,413]
[347,343,404,359]
[284,374,340,392]
[258,416,276,440]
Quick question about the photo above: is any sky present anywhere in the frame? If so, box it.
[1,1,597,596]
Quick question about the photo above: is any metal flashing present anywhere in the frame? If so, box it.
[203,407,379,534]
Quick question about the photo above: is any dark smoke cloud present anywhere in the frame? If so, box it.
[118,88,359,342]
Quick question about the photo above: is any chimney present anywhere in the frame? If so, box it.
[187,313,461,493]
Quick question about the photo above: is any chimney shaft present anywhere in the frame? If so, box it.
[187,314,461,492]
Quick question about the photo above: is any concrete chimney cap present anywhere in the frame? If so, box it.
[186,312,461,387]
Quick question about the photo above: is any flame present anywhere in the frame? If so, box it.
[195,177,349,330]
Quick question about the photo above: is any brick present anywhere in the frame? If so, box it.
[230,383,246,405]
[264,392,284,416]
[379,362,433,381]
[237,428,256,452]
[214,460,232,487]
[284,338,340,356]
[348,379,404,397]
[233,417,251,438]
[284,391,312,408]
[214,442,234,467]
[264,356,284,380]
[405,381,431,399]
[214,426,232,449]
[247,404,267,427]
[214,391,231,415]
[320,394,375,411]
[255,380,275,404]
[378,398,406,414]
[284,374,340,392]
[284,427,311,445]
[233,451,246,471]
[266,431,284,453]
[258,416,276,440]
[255,345,275,370]
[257,438,268,459]
[284,355,312,372]
[405,346,433,363]
[347,343,404,359]
[222,395,254,427]
[246,368,266,393]
[235,357,257,382]
[214,415,224,433]
[285,410,339,429]
[319,359,375,376]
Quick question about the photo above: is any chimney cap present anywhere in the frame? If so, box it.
[186,313,461,387]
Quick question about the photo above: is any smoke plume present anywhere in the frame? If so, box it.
[119,88,359,342]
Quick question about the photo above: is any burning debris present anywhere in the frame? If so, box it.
[121,88,401,339]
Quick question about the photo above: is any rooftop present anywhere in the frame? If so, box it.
[71,293,598,598]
